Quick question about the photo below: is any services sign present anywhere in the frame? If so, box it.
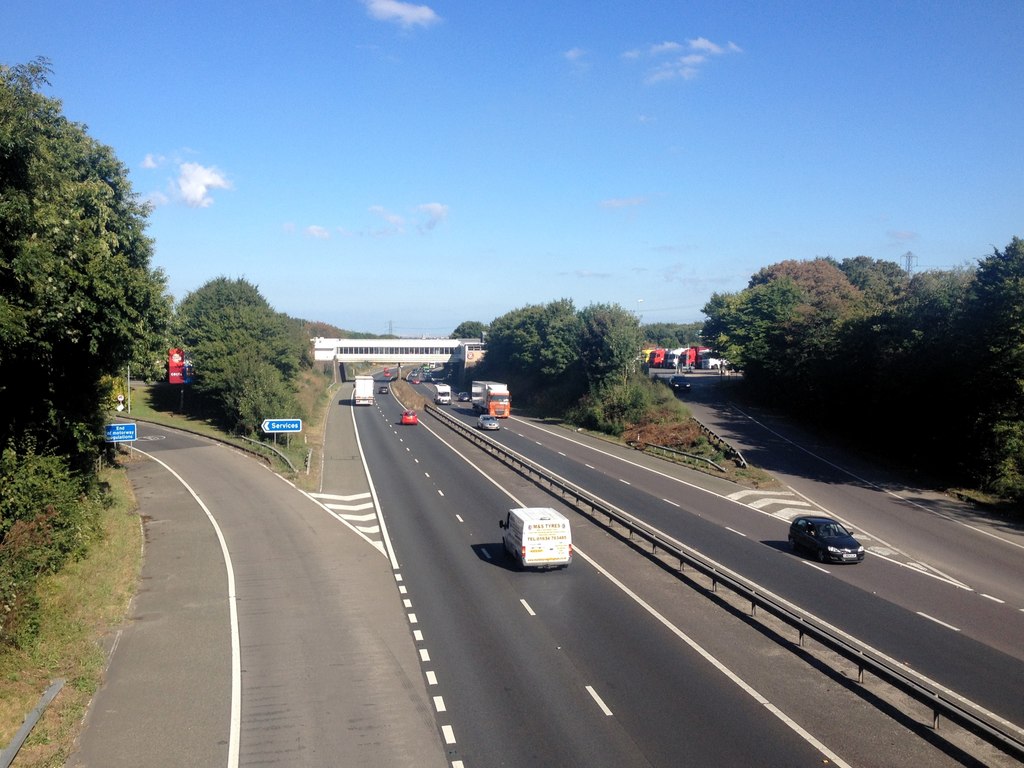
[261,419,302,434]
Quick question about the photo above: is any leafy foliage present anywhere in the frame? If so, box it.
[702,242,1024,501]
[0,58,170,470]
[0,444,101,646]
[451,320,486,339]
[173,277,305,434]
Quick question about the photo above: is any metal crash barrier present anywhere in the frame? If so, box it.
[423,402,1024,763]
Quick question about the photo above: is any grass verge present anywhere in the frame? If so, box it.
[0,466,142,767]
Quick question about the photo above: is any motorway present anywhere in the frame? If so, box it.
[66,375,1023,767]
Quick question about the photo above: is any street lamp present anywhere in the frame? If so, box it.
[636,298,644,318]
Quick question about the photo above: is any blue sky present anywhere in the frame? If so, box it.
[5,1,1022,336]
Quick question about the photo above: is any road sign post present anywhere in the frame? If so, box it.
[261,418,302,448]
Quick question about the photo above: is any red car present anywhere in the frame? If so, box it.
[400,410,418,425]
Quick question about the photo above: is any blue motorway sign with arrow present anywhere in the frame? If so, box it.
[261,418,302,434]
[105,423,137,442]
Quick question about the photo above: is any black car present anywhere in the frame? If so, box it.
[378,385,389,394]
[668,375,691,391]
[788,516,865,564]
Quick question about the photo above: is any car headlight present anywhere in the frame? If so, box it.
[827,546,841,553]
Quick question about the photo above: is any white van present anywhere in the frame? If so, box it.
[434,383,452,405]
[499,507,572,569]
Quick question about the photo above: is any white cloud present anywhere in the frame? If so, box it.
[369,205,405,234]
[141,153,165,169]
[417,202,449,232]
[650,41,683,56]
[626,36,742,84]
[177,162,231,208]
[305,225,331,239]
[363,0,440,28]
[600,196,648,209]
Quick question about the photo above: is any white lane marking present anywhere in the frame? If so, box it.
[413,630,423,641]
[509,417,988,587]
[441,724,456,744]
[132,447,241,768]
[349,403,400,568]
[456,514,464,523]
[426,670,438,685]
[433,696,447,713]
[520,599,536,616]
[586,685,613,716]
[917,612,961,632]
[981,594,1005,604]
[662,498,681,507]
[403,598,412,608]
[575,547,853,768]
[408,613,418,624]
[619,478,632,485]
[801,561,830,574]
[311,492,372,502]
[419,649,430,662]
[748,497,812,510]
[726,527,747,537]
[727,409,1024,554]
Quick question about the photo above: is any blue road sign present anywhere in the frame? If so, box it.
[105,423,137,442]
[261,418,302,434]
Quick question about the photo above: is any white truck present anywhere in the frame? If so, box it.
[433,383,452,405]
[353,375,375,406]
[498,507,572,569]
[471,381,511,418]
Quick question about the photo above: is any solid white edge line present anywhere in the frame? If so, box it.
[574,546,852,768]
[133,447,241,768]
[350,400,401,569]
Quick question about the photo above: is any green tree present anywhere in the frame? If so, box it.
[578,303,644,386]
[0,58,170,470]
[174,277,304,433]
[451,320,486,339]
[966,237,1024,499]
[479,299,582,410]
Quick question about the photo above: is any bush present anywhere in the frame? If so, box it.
[0,445,101,646]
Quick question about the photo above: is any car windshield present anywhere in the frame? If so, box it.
[817,522,848,538]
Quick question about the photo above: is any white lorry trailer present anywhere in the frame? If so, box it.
[353,375,375,406]
[498,507,572,569]
[471,381,511,417]
[434,383,452,404]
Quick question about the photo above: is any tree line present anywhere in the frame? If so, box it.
[701,245,1024,502]
[0,61,316,645]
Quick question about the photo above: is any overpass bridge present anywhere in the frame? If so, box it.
[312,337,485,367]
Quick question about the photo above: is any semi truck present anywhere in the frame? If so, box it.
[471,381,511,418]
[434,383,452,405]
[498,507,572,569]
[353,375,375,406]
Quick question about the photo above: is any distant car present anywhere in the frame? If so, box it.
[788,516,864,564]
[668,375,691,391]
[477,415,500,431]
[458,391,471,402]
[400,410,418,426]
[409,377,421,385]
[378,385,390,394]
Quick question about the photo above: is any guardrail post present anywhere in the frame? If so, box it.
[750,600,757,617]
[798,628,805,647]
